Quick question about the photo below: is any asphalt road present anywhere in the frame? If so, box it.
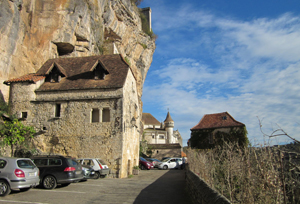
[0,169,192,204]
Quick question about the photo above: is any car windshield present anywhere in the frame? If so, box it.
[17,159,36,168]
[161,158,170,162]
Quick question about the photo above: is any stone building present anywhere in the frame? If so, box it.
[189,112,248,149]
[142,112,182,159]
[4,54,140,178]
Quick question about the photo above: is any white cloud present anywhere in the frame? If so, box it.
[143,6,300,145]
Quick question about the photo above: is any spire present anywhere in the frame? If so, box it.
[164,111,174,123]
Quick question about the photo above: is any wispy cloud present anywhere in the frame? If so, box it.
[143,4,300,145]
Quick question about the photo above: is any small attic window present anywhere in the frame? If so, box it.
[45,66,65,83]
[93,69,106,80]
[222,116,227,120]
[93,62,109,80]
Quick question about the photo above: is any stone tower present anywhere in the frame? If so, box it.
[164,111,174,144]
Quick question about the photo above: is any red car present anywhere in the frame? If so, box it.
[139,157,154,170]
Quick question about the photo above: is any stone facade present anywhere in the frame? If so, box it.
[5,54,140,178]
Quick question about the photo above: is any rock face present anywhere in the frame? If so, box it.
[0,0,155,102]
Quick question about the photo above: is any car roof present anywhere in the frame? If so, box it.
[31,155,68,159]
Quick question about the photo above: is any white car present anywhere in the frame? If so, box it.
[157,158,183,170]
[77,158,109,179]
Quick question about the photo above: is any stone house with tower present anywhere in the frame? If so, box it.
[142,112,182,159]
[4,54,140,178]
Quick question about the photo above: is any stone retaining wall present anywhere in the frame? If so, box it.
[186,168,231,204]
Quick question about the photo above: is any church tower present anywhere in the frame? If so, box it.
[164,111,174,143]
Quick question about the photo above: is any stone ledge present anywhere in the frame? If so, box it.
[186,168,231,204]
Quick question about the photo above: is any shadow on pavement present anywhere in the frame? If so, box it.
[133,169,192,204]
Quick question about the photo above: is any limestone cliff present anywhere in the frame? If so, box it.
[0,0,155,102]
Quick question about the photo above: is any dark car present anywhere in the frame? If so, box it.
[31,155,84,189]
[139,157,154,170]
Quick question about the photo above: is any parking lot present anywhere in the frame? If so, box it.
[0,169,191,204]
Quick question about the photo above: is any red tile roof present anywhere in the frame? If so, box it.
[190,112,245,130]
[4,73,45,85]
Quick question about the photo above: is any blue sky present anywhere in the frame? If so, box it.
[139,0,300,146]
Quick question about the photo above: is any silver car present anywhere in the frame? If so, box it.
[0,157,40,196]
[158,157,183,170]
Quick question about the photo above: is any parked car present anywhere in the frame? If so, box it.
[31,155,84,189]
[145,158,161,168]
[76,158,110,179]
[158,157,183,170]
[81,164,95,180]
[0,157,40,196]
[139,157,154,170]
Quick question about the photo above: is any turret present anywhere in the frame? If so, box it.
[164,111,174,143]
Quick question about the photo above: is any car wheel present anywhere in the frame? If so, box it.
[43,175,57,189]
[163,165,168,170]
[94,171,100,179]
[140,165,145,170]
[19,187,31,192]
[0,180,11,197]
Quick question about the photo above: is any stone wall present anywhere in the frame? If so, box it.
[186,168,231,204]
[119,68,140,178]
[148,144,182,160]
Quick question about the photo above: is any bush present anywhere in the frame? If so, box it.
[187,142,300,203]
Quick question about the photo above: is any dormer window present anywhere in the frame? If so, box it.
[222,116,227,120]
[93,69,106,80]
[92,60,109,80]
[45,64,65,83]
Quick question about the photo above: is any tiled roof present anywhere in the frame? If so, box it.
[164,111,174,122]
[142,113,161,125]
[190,112,245,130]
[33,54,131,91]
[4,73,45,85]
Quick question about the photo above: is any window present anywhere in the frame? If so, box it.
[55,104,61,117]
[49,159,62,166]
[0,160,7,169]
[33,159,48,166]
[92,108,100,123]
[21,112,27,119]
[152,135,155,139]
[159,135,165,139]
[222,116,227,120]
[102,108,110,122]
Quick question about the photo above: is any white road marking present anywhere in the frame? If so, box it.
[31,189,86,194]
[0,200,48,204]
